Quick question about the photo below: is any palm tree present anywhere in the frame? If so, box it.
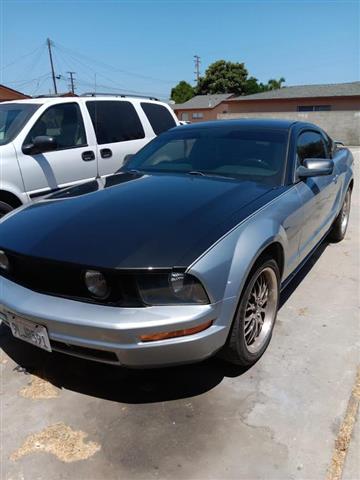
[266,77,286,90]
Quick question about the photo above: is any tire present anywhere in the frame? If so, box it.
[328,188,352,243]
[0,201,13,219]
[221,257,280,366]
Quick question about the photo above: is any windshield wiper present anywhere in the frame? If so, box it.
[187,170,207,176]
[187,170,235,180]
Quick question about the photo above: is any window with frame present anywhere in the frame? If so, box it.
[181,112,189,121]
[86,101,145,144]
[24,103,87,150]
[296,131,327,164]
[192,112,204,119]
[141,102,176,135]
[297,105,331,112]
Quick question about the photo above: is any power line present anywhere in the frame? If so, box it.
[0,44,43,71]
[55,41,176,84]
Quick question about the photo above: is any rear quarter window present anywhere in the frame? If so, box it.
[141,103,176,135]
[86,101,145,144]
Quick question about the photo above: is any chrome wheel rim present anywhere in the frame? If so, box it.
[341,191,351,235]
[244,267,278,354]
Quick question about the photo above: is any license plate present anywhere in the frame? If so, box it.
[7,312,52,352]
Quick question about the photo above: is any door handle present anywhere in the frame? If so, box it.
[82,151,95,162]
[333,174,339,184]
[100,148,112,159]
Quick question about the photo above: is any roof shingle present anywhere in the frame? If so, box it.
[229,81,360,101]
[173,93,233,110]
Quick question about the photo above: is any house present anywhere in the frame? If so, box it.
[173,93,234,122]
[219,82,360,145]
[226,82,360,113]
[0,84,30,102]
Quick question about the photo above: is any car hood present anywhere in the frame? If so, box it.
[0,172,282,269]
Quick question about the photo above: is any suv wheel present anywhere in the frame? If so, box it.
[221,257,280,366]
[0,201,14,219]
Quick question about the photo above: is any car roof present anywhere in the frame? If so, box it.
[0,96,169,106]
[178,118,304,131]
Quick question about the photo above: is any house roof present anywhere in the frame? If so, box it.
[0,84,30,98]
[173,93,233,110]
[229,81,360,102]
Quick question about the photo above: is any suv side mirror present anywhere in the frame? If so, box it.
[22,136,58,155]
[297,158,334,178]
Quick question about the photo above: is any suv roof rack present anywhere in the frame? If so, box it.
[82,92,159,101]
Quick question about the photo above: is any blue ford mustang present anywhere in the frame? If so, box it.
[0,120,354,368]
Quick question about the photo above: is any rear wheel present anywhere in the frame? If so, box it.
[328,188,351,243]
[0,201,13,219]
[221,257,280,366]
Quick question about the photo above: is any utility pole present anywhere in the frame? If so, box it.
[47,38,57,94]
[67,71,76,94]
[194,55,201,84]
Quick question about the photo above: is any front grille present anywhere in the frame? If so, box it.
[0,250,144,307]
[51,340,119,363]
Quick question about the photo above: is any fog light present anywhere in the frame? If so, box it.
[140,320,213,342]
[0,250,9,271]
[84,270,109,299]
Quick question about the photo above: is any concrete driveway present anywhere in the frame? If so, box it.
[1,149,359,480]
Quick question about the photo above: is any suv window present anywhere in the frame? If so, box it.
[140,102,176,135]
[25,103,86,149]
[86,101,145,144]
[297,131,327,164]
[0,103,40,146]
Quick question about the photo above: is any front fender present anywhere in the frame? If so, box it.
[188,186,302,326]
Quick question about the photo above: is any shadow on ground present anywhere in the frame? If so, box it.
[0,242,329,404]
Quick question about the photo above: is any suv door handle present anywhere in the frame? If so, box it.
[82,151,95,162]
[100,148,112,159]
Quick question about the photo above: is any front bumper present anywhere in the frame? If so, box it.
[0,276,230,367]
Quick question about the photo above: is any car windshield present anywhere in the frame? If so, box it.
[124,125,289,186]
[0,103,40,146]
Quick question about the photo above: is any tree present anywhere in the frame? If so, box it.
[265,77,286,90]
[196,60,249,96]
[170,81,195,104]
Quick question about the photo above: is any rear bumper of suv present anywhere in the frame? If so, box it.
[0,276,230,368]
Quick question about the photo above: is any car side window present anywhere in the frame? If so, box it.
[86,101,145,144]
[25,103,87,150]
[296,131,327,165]
[140,103,176,135]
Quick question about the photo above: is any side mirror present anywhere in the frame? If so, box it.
[22,136,58,155]
[297,158,334,178]
[334,140,345,148]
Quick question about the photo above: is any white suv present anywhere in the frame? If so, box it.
[0,94,179,217]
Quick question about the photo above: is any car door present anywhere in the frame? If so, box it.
[86,100,150,176]
[14,102,98,198]
[295,129,339,261]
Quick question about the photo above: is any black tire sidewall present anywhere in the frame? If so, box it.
[0,201,13,219]
[329,189,351,242]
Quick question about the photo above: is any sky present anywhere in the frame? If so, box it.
[0,0,359,99]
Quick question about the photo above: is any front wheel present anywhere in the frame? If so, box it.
[328,188,352,243]
[221,258,280,366]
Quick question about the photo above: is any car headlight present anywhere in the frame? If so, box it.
[0,250,9,271]
[137,272,209,305]
[84,270,110,299]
